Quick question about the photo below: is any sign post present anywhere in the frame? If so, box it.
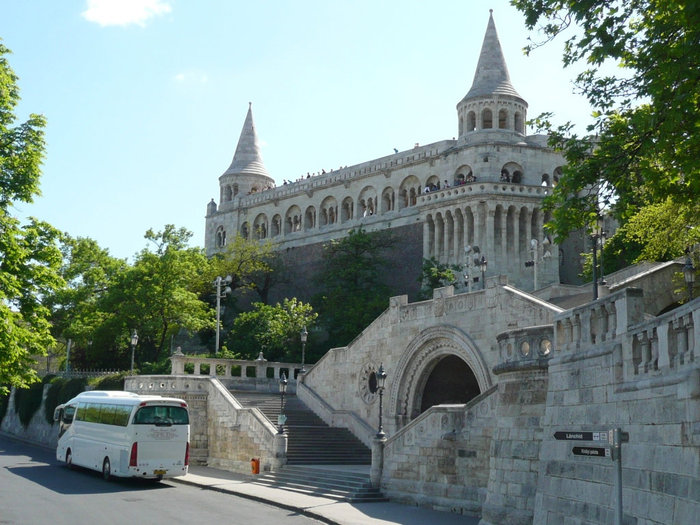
[554,428,629,525]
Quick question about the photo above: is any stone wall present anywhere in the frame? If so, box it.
[0,385,57,448]
[382,388,497,516]
[533,292,700,524]
[126,376,285,474]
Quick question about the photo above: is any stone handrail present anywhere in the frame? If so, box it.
[624,297,698,379]
[170,353,302,384]
[554,287,645,352]
[296,381,375,447]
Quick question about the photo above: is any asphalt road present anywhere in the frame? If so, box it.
[0,435,323,525]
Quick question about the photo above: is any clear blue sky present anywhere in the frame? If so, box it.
[2,0,594,261]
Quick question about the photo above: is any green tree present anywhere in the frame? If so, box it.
[315,227,395,347]
[0,42,64,391]
[228,298,317,362]
[418,257,461,299]
[513,0,700,261]
[101,225,215,367]
[44,236,128,369]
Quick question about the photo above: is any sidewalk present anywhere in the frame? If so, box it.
[177,464,481,525]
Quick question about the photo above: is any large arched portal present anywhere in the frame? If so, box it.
[419,355,480,413]
[391,325,492,427]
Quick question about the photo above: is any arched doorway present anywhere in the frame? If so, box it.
[419,355,480,413]
[391,325,492,426]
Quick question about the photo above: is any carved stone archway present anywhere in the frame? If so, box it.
[389,325,492,429]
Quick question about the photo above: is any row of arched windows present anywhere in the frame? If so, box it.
[213,164,562,246]
[459,107,525,135]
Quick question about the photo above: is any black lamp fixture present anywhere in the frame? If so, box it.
[376,364,387,439]
[300,325,308,374]
[129,329,139,373]
[478,255,488,290]
[278,372,288,434]
[683,256,696,300]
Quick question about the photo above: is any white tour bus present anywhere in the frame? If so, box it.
[54,390,190,481]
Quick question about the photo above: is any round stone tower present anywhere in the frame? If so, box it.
[456,10,528,140]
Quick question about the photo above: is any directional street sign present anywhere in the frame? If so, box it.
[572,446,610,458]
[553,430,610,443]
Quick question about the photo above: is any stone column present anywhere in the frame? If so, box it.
[370,436,387,488]
[271,432,288,472]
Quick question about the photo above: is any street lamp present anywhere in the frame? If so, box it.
[278,372,288,434]
[478,255,488,290]
[129,329,138,374]
[376,364,387,439]
[683,256,696,300]
[214,275,232,354]
[591,217,606,300]
[300,325,308,374]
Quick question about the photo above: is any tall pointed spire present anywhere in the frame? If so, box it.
[462,10,523,101]
[222,102,271,178]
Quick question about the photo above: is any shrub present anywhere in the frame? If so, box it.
[0,387,10,424]
[14,382,45,427]
[44,377,88,425]
[91,372,128,391]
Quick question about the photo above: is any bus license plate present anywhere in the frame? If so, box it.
[154,470,166,475]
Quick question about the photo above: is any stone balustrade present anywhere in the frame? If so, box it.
[494,324,553,373]
[626,298,698,378]
[170,352,303,391]
[554,287,699,382]
[554,287,645,352]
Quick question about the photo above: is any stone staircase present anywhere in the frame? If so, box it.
[251,465,387,503]
[231,390,371,465]
[231,390,384,502]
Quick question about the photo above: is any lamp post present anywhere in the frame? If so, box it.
[376,364,387,439]
[300,325,308,374]
[129,329,138,374]
[478,255,488,290]
[683,256,696,300]
[214,275,232,355]
[591,217,605,300]
[278,372,288,434]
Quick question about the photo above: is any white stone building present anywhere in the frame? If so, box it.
[204,12,570,293]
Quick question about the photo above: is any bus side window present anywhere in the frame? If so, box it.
[63,405,75,424]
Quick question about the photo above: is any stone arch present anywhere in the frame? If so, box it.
[553,166,563,186]
[320,196,337,226]
[514,111,524,133]
[498,108,508,129]
[390,325,492,425]
[425,175,441,192]
[270,214,282,237]
[240,221,249,239]
[399,175,421,209]
[455,164,474,185]
[215,225,226,247]
[285,205,302,234]
[341,197,354,223]
[304,205,316,229]
[381,186,395,213]
[502,162,524,184]
[482,108,493,129]
[358,186,377,218]
[467,111,476,131]
[253,213,268,239]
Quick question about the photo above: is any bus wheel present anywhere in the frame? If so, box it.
[102,457,111,481]
[66,450,73,469]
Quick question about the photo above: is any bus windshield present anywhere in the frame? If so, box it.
[133,405,189,426]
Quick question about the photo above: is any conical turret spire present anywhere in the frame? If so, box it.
[462,10,523,101]
[222,102,270,178]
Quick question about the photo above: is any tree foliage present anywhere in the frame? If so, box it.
[315,227,395,346]
[513,0,700,260]
[418,257,460,299]
[0,42,64,391]
[228,298,317,362]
